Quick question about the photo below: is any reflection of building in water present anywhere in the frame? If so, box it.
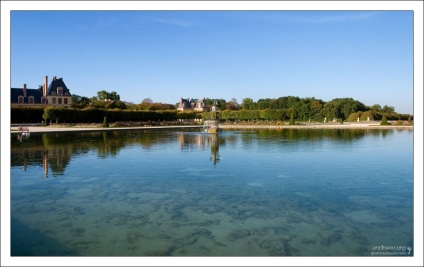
[11,142,73,178]
[178,133,220,165]
[43,154,48,177]
[42,145,72,177]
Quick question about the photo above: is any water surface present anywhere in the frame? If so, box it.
[11,128,414,256]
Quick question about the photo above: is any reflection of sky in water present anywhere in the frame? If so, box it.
[11,129,413,256]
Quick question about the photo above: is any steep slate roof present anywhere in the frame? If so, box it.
[47,77,71,96]
[179,98,194,109]
[11,87,43,103]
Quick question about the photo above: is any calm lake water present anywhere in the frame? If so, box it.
[10,128,413,256]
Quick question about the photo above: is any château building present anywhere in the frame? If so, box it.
[177,97,208,111]
[11,75,72,108]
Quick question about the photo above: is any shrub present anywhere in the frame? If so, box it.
[380,115,388,125]
[102,116,109,127]
[289,112,295,125]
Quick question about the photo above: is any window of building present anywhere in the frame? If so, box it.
[52,98,57,104]
[42,97,47,104]
[58,98,62,104]
[64,98,68,104]
[18,96,24,103]
[57,87,63,95]
[29,96,34,104]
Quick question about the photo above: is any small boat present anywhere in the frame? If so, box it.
[203,119,222,133]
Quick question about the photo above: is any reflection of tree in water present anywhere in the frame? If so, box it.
[11,128,407,175]
[210,134,220,166]
[257,128,376,142]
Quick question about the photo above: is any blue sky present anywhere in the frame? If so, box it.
[10,10,414,113]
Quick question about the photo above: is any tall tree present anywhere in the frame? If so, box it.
[241,98,256,110]
[382,105,395,113]
[257,98,272,110]
[109,91,120,101]
[97,90,109,101]
[142,98,153,103]
[226,98,240,110]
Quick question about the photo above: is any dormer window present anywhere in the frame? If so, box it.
[57,87,63,95]
[29,96,34,104]
[18,96,24,103]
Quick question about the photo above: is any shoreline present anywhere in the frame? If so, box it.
[10,123,413,133]
[220,123,413,130]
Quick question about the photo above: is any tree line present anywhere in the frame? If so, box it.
[73,90,410,119]
[12,89,411,124]
[200,97,410,122]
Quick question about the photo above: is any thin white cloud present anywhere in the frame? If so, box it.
[291,11,379,24]
[77,13,194,32]
[140,15,194,27]
[77,16,120,31]
[238,11,380,25]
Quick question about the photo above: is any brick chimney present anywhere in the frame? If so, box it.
[23,84,27,97]
[43,76,48,96]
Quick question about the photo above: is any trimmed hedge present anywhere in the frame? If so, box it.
[11,107,45,123]
[12,107,203,124]
[11,106,413,124]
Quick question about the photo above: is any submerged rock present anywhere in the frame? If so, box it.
[319,231,342,246]
[227,229,251,241]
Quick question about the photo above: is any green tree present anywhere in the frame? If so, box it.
[382,105,395,113]
[109,91,120,101]
[71,94,91,108]
[257,98,272,110]
[370,104,382,112]
[96,90,120,101]
[241,98,256,110]
[97,90,109,101]
[226,98,240,110]
[142,98,153,104]
[320,98,366,120]
[106,100,127,110]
